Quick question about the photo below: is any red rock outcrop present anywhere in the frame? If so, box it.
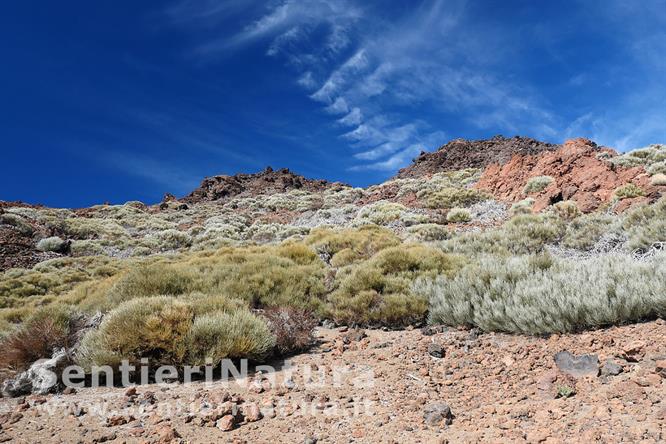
[183,167,346,203]
[475,138,661,213]
[395,135,557,179]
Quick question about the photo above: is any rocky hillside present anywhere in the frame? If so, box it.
[183,167,346,203]
[1,135,665,443]
[395,135,557,179]
[476,138,663,213]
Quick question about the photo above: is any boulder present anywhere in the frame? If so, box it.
[1,349,71,397]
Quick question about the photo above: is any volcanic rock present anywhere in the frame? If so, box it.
[395,135,557,179]
[183,167,346,203]
[475,138,660,213]
[553,351,599,378]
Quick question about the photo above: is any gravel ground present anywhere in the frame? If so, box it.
[1,320,664,443]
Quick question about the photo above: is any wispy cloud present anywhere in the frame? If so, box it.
[167,0,666,172]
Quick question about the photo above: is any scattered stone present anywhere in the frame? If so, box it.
[93,431,117,443]
[243,402,263,422]
[154,423,180,443]
[423,402,453,426]
[554,351,599,378]
[600,359,623,377]
[105,415,132,427]
[216,415,236,432]
[655,360,666,378]
[342,328,367,344]
[124,387,137,397]
[428,343,444,359]
[623,341,646,362]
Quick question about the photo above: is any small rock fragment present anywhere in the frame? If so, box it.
[554,351,599,378]
[428,343,444,359]
[216,414,236,432]
[423,402,453,426]
[600,359,623,377]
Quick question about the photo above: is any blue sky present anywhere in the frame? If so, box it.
[2,0,665,207]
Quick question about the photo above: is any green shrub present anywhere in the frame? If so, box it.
[406,224,450,242]
[355,202,409,225]
[647,161,666,176]
[196,251,326,310]
[187,310,275,365]
[510,198,534,216]
[614,183,644,200]
[326,245,464,326]
[551,201,581,220]
[104,265,196,309]
[421,187,488,209]
[419,253,666,334]
[622,198,666,252]
[442,213,563,257]
[523,176,554,194]
[446,208,472,223]
[503,214,564,253]
[562,213,617,250]
[306,225,400,266]
[183,293,248,316]
[77,296,194,368]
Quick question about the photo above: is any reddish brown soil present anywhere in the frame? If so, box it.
[1,321,664,443]
[476,138,663,213]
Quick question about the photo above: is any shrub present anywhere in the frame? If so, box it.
[77,296,194,368]
[306,226,400,266]
[446,208,472,223]
[421,187,488,209]
[622,198,666,252]
[262,307,318,355]
[647,161,666,176]
[36,236,68,253]
[614,183,644,200]
[355,202,408,225]
[442,213,564,257]
[70,240,104,256]
[551,201,581,220]
[149,229,192,251]
[504,214,564,253]
[326,245,464,326]
[562,213,618,251]
[0,305,79,372]
[0,213,34,236]
[510,198,534,216]
[105,265,196,308]
[197,251,326,310]
[406,224,450,242]
[419,253,666,334]
[611,144,666,170]
[523,176,554,194]
[187,310,275,365]
[183,293,248,316]
[650,173,666,186]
